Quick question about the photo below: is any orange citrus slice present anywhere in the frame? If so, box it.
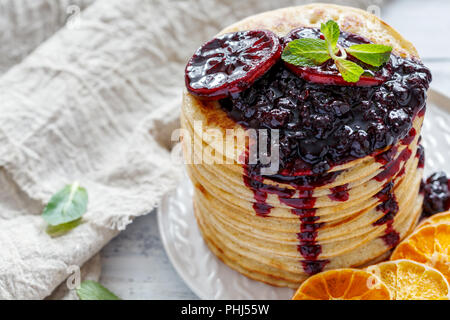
[366,259,450,300]
[292,268,391,300]
[418,211,450,229]
[391,223,450,283]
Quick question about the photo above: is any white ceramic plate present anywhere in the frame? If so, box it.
[158,89,450,300]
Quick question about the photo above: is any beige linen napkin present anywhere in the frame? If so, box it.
[0,0,384,299]
[0,0,100,299]
[0,0,95,73]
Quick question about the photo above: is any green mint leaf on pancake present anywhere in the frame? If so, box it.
[282,19,392,83]
[321,20,340,49]
[76,281,121,300]
[346,44,392,67]
[282,38,331,66]
[42,181,88,228]
[282,47,316,66]
[335,58,365,83]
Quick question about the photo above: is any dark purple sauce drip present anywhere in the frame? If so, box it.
[297,222,324,243]
[328,184,350,202]
[269,170,341,190]
[416,144,425,169]
[374,146,398,166]
[242,171,273,216]
[242,152,318,214]
[373,182,400,247]
[297,218,329,275]
[422,172,450,218]
[418,106,427,117]
[401,127,417,145]
[397,163,407,178]
[292,209,317,218]
[278,197,316,209]
[380,229,401,248]
[374,147,412,182]
[242,151,309,216]
[242,152,330,274]
[301,260,330,275]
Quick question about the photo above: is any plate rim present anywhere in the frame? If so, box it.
[157,189,208,300]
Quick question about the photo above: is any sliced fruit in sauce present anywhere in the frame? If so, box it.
[185,30,282,100]
[282,27,393,86]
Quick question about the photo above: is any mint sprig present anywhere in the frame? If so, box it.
[76,280,121,300]
[281,20,392,83]
[346,44,392,67]
[335,58,364,83]
[282,38,330,65]
[321,20,340,49]
[42,182,88,237]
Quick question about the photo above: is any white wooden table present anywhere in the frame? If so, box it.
[99,0,450,300]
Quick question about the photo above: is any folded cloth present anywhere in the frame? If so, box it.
[0,0,95,73]
[0,0,384,299]
[0,0,183,299]
[46,254,102,300]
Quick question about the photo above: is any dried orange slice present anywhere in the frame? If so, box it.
[418,211,450,229]
[391,223,450,283]
[366,260,450,300]
[292,269,391,300]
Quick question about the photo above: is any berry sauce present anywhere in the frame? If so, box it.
[220,28,431,176]
[373,182,400,247]
[416,144,425,169]
[374,147,412,182]
[422,172,450,218]
[242,154,329,274]
[217,27,431,275]
[328,184,350,202]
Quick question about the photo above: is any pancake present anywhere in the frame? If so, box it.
[195,194,423,289]
[195,170,421,260]
[194,160,421,244]
[186,135,420,209]
[181,3,430,288]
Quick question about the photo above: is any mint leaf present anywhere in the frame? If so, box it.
[282,38,331,65]
[282,48,316,67]
[76,281,121,300]
[321,20,340,49]
[335,58,364,83]
[42,182,88,226]
[46,218,83,237]
[346,44,392,67]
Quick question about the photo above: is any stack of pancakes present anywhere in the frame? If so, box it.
[181,5,425,288]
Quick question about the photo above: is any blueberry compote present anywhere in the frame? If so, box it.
[422,172,450,218]
[219,27,431,275]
